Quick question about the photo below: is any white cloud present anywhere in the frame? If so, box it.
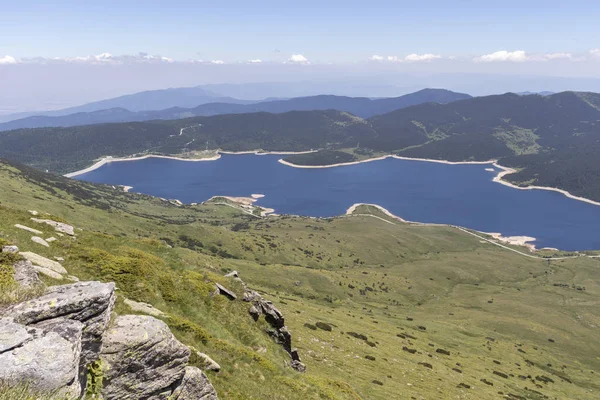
[211,60,225,64]
[0,55,18,64]
[541,52,572,60]
[369,55,384,61]
[474,50,528,62]
[288,54,309,64]
[590,49,600,58]
[248,59,263,63]
[404,53,442,62]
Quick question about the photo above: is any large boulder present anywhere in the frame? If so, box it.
[171,366,219,400]
[7,281,116,364]
[101,315,191,400]
[0,317,83,398]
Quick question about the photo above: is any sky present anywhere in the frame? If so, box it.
[1,0,600,113]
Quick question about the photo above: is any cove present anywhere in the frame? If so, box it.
[74,154,600,251]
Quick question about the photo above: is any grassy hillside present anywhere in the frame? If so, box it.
[1,159,599,399]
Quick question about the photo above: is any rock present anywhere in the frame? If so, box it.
[7,281,116,364]
[291,360,306,373]
[54,256,65,261]
[215,283,237,300]
[33,265,64,280]
[20,252,67,274]
[67,275,80,282]
[248,304,261,321]
[101,315,191,400]
[14,224,43,234]
[46,237,57,243]
[224,270,239,278]
[13,260,42,288]
[31,236,50,247]
[260,300,285,329]
[194,351,221,372]
[31,218,75,236]
[28,210,39,216]
[244,288,303,371]
[171,366,219,400]
[0,318,83,398]
[243,290,261,302]
[1,245,19,253]
[124,298,165,317]
[0,318,32,352]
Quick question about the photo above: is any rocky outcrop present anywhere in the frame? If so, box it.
[100,315,191,400]
[0,275,219,399]
[171,366,219,400]
[7,281,116,364]
[243,288,305,372]
[0,317,83,398]
[31,218,76,236]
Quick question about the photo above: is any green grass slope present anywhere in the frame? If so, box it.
[1,159,599,399]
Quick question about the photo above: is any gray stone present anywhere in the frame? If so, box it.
[124,297,165,317]
[0,318,32,353]
[7,281,116,364]
[215,283,237,300]
[31,236,50,247]
[14,224,43,235]
[101,315,191,400]
[20,252,67,274]
[171,366,219,400]
[1,245,19,253]
[13,260,42,288]
[224,270,239,278]
[46,237,57,243]
[33,265,63,280]
[194,351,221,372]
[243,289,261,302]
[0,318,83,398]
[31,218,75,236]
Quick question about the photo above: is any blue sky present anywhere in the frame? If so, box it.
[1,0,599,113]
[2,0,599,61]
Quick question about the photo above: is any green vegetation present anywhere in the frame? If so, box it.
[2,91,600,201]
[0,157,599,399]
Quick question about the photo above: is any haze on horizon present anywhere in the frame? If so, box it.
[1,0,600,114]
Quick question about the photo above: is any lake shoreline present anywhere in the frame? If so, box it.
[279,155,600,207]
[65,150,600,207]
[63,150,318,178]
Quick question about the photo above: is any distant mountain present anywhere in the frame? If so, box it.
[0,86,254,124]
[0,88,471,131]
[517,91,556,96]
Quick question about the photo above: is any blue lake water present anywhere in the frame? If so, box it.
[75,154,600,251]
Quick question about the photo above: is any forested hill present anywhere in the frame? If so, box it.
[0,88,470,131]
[1,91,600,201]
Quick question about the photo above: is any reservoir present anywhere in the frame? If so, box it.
[75,154,600,251]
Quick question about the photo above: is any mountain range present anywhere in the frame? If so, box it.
[0,88,471,131]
